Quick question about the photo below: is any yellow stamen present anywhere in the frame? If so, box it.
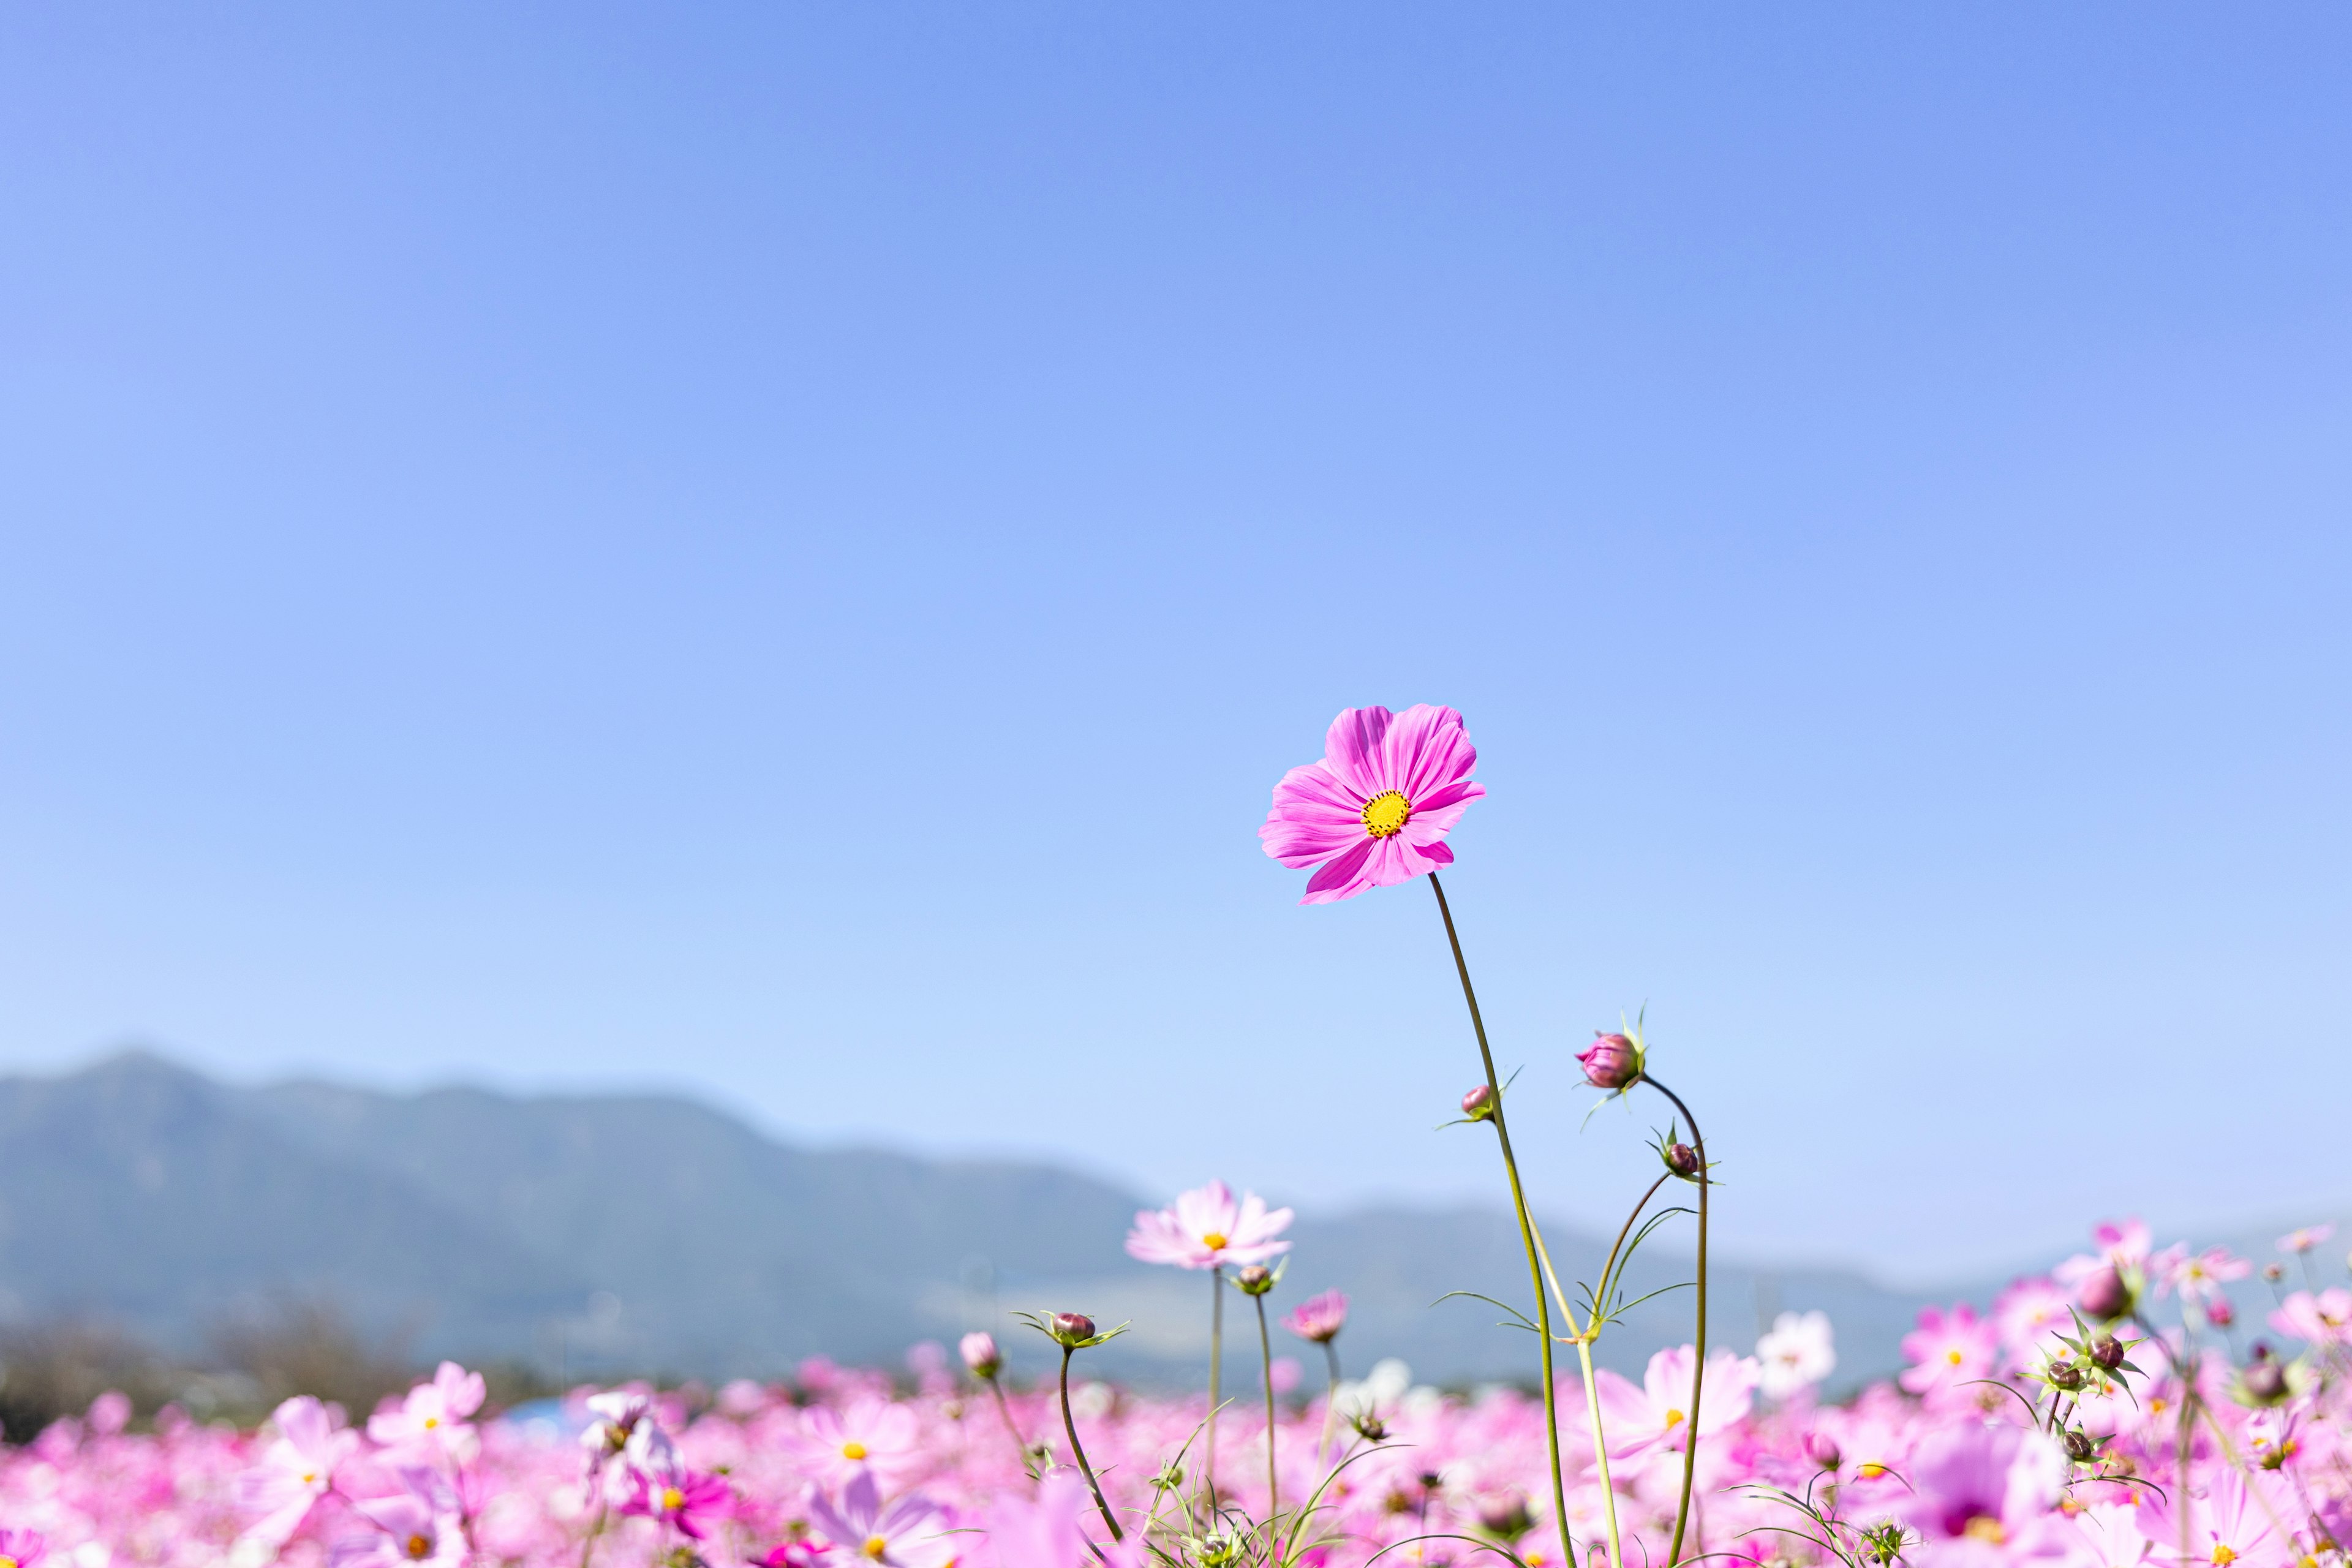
[2211,1545,2237,1566]
[405,1534,432,1559]
[1200,1232,1228,1251]
[862,1537,889,1561]
[1945,1349,1964,1365]
[1964,1518,2007,1545]
[1857,1461,1888,1479]
[1663,1408,1685,1429]
[842,1440,869,1461]
[423,1415,439,1429]
[662,1487,685,1512]
[1361,790,1411,838]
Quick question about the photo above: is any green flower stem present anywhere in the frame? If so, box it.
[1317,1340,1341,1468]
[1206,1265,1224,1517]
[1428,872,1572,1568]
[984,1376,1033,1476]
[1254,1292,1280,1536]
[1060,1345,1125,1542]
[1640,1072,1709,1567]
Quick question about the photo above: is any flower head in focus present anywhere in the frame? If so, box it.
[1283,1290,1349,1345]
[1260,705,1483,904]
[806,1473,958,1568]
[1125,1180,1292,1272]
[1755,1310,1837,1400]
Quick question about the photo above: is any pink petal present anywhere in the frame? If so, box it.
[1299,838,1378,904]
[1320,707,1396,797]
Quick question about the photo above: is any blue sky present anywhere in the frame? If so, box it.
[2,5,2346,1283]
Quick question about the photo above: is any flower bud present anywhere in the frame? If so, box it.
[2064,1428,2100,1464]
[1049,1312,1096,1346]
[1802,1432,1841,1472]
[2046,1362,2084,1392]
[2242,1346,2289,1405]
[2263,1262,2286,1283]
[2076,1264,2131,1321]
[1350,1411,1389,1442]
[1235,1265,1275,1297]
[1578,1032,1641,1090]
[1461,1085,1495,1121]
[2206,1295,2236,1329]
[1663,1142,1700,1178]
[959,1331,1002,1380]
[2090,1335,2125,1371]
[1477,1492,1534,1542]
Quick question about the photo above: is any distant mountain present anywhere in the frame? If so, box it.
[3,1052,2247,1391]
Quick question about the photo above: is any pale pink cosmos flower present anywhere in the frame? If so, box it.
[2072,1500,2155,1568]
[366,1362,486,1461]
[2271,1287,2352,1346]
[238,1395,360,1550]
[1992,1277,2075,1370]
[1261,704,1485,904]
[806,1473,958,1568]
[1898,1303,1998,1401]
[2149,1465,2287,1568]
[793,1397,925,1490]
[2279,1223,2335,1255]
[330,1468,466,1568]
[1591,1345,1759,1459]
[1125,1180,1292,1271]
[1283,1289,1349,1344]
[2152,1245,2250,1307]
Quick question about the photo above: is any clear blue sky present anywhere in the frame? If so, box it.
[2,6,2346,1284]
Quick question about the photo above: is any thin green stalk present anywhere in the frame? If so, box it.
[1317,1341,1341,1468]
[985,1376,1033,1476]
[1642,1073,1709,1567]
[1060,1346,1125,1542]
[1207,1265,1224,1517]
[1429,872,1573,1568]
[1255,1292,1280,1534]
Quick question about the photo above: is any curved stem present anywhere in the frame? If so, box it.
[1428,872,1572,1568]
[1641,1073,1709,1567]
[1061,1347,1125,1542]
[1205,1265,1224,1518]
[1255,1293,1279,1536]
[986,1376,1033,1477]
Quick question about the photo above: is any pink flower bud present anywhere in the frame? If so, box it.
[1050,1312,1096,1344]
[1662,1142,1700,1178]
[1476,1492,1534,1542]
[2076,1264,2131,1321]
[1461,1085,1495,1121]
[2206,1295,2236,1329]
[959,1331,1002,1379]
[1578,1032,1640,1090]
[1235,1265,1275,1295]
[1803,1431,1841,1471]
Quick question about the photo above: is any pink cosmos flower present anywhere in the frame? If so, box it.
[330,1468,466,1568]
[2150,1466,2287,1568]
[620,1464,733,1540]
[793,1398,925,1489]
[2279,1223,2335,1255]
[366,1362,486,1460]
[1992,1277,2075,1368]
[2271,1288,2352,1346]
[980,1471,1145,1568]
[806,1473,958,1568]
[2071,1501,2155,1568]
[0,1530,48,1568]
[1899,1422,2071,1568]
[1260,704,1485,904]
[1591,1345,1759,1459]
[1899,1304,1998,1401]
[1125,1180,1293,1271]
[2152,1245,2250,1307]
[238,1395,360,1550]
[1283,1289,1349,1344]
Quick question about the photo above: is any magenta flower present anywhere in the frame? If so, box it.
[620,1464,733,1540]
[1283,1289,1350,1344]
[806,1473,958,1568]
[1125,1180,1293,1271]
[330,1469,466,1568]
[1260,704,1484,904]
[0,1531,48,1568]
[980,1471,1145,1568]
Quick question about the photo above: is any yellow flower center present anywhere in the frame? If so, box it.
[662,1487,685,1511]
[863,1538,889,1561]
[301,1472,317,1485]
[1663,1408,1685,1429]
[5,1554,22,1568]
[423,1415,439,1429]
[1964,1517,2007,1545]
[1201,1232,1228,1251]
[1945,1349,1964,1365]
[405,1534,433,1559]
[1361,791,1411,838]
[842,1440,869,1460]
[1857,1461,1888,1479]
[2211,1546,2238,1566]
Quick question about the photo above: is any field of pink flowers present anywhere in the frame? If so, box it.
[6,706,2342,1568]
